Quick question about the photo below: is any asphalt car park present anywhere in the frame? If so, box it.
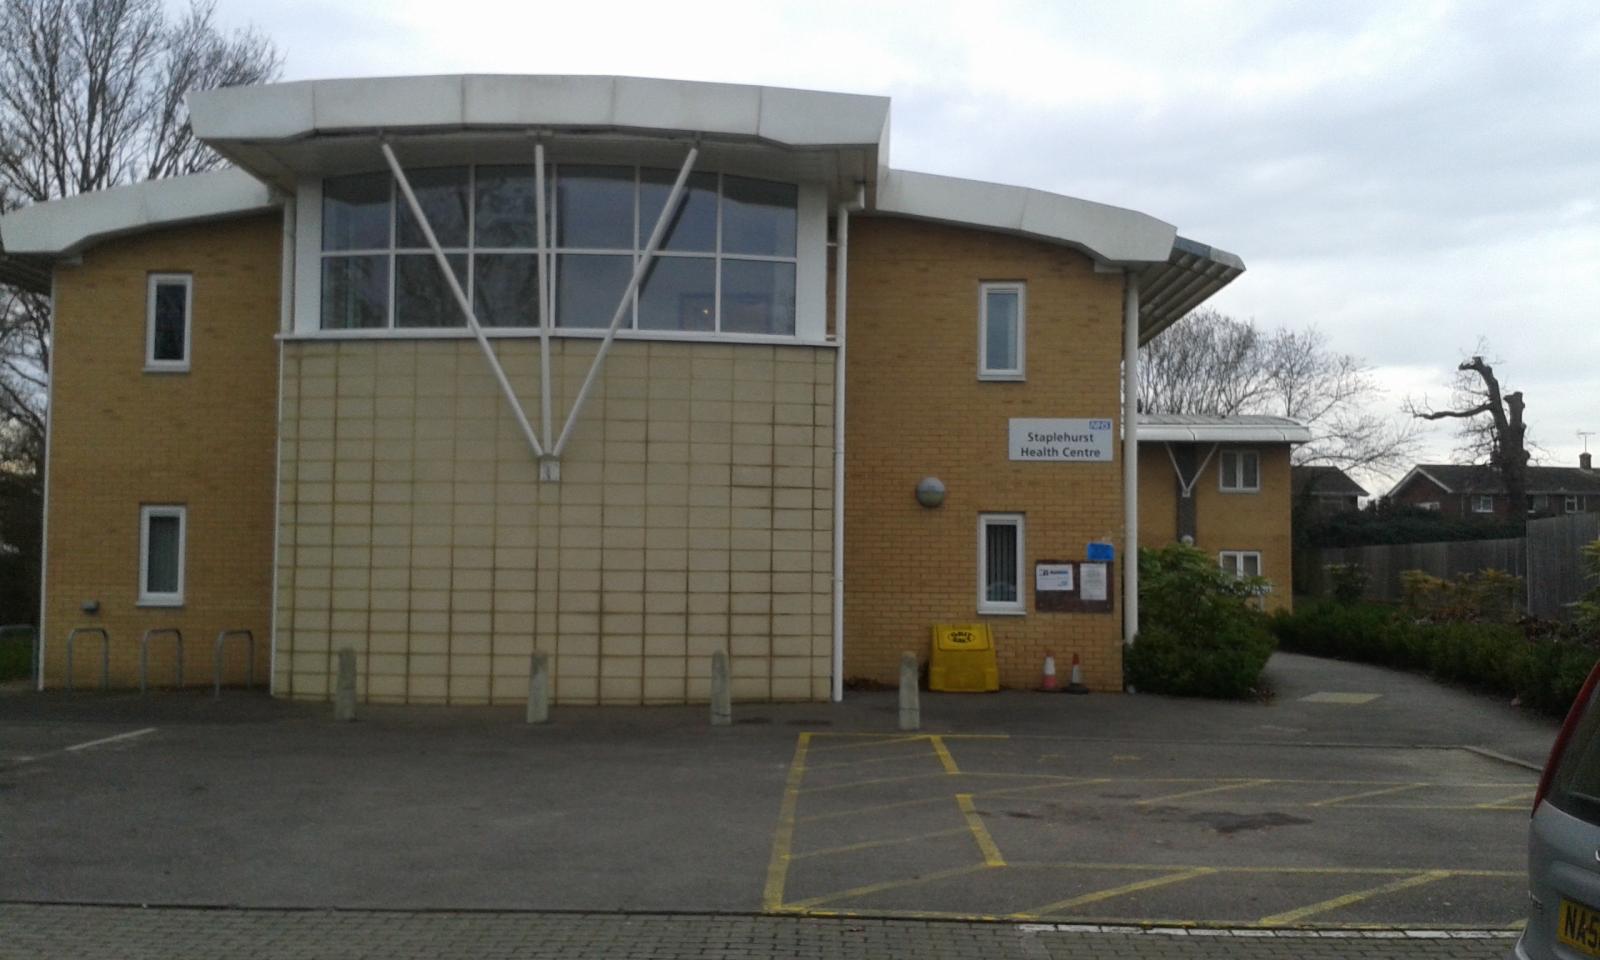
[0,653,1553,931]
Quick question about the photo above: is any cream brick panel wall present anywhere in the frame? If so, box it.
[276,338,835,705]
[843,217,1126,692]
[1138,444,1295,613]
[42,215,281,689]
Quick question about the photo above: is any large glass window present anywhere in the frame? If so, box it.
[318,165,799,336]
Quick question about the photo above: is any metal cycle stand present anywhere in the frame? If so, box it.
[64,627,111,692]
[212,629,255,699]
[139,628,184,694]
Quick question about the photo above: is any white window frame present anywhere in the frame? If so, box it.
[1419,501,1441,511]
[1219,550,1263,579]
[1472,494,1495,514]
[1218,449,1261,493]
[138,505,187,607]
[977,281,1026,381]
[977,513,1026,616]
[1566,495,1581,513]
[145,273,192,372]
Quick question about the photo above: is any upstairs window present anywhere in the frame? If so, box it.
[139,505,186,607]
[978,282,1025,380]
[1219,450,1260,492]
[318,166,798,336]
[978,513,1025,615]
[146,274,192,371]
[1219,550,1262,578]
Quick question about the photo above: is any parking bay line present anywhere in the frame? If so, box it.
[791,827,973,861]
[956,794,1005,867]
[1136,778,1272,805]
[1309,782,1429,807]
[761,732,812,912]
[1015,867,1217,919]
[929,736,960,775]
[64,727,158,753]
[783,863,995,911]
[1258,870,1452,926]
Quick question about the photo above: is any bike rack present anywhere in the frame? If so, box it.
[0,623,37,688]
[139,628,184,694]
[212,629,256,698]
[64,627,111,692]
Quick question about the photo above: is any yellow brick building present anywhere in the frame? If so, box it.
[0,75,1273,703]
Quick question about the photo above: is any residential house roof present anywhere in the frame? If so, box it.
[1292,465,1369,498]
[1390,463,1600,498]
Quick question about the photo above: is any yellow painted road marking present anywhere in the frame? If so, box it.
[798,795,952,823]
[1310,782,1429,807]
[956,794,1006,867]
[1137,778,1271,805]
[803,735,929,753]
[1005,861,1519,878]
[807,752,944,772]
[1016,867,1216,918]
[1475,790,1535,810]
[801,772,952,795]
[1258,870,1450,926]
[784,905,1518,931]
[929,736,960,775]
[975,778,1113,801]
[791,828,973,860]
[784,863,992,910]
[761,732,811,912]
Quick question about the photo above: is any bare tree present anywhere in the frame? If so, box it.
[1408,353,1532,524]
[0,0,281,466]
[1140,309,1417,475]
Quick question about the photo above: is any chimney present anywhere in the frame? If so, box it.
[1583,452,1594,472]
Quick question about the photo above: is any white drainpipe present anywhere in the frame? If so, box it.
[1122,271,1141,646]
[831,184,865,702]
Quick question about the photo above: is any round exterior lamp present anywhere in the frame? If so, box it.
[915,476,946,509]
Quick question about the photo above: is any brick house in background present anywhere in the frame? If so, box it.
[1292,465,1368,515]
[1386,456,1600,520]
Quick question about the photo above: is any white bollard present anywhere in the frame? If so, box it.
[711,650,732,726]
[526,652,551,724]
[898,652,920,731]
[334,647,357,722]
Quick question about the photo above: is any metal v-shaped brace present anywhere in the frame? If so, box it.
[382,141,699,481]
[1165,441,1220,498]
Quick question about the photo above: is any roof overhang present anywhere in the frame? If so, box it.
[0,168,277,260]
[186,75,890,201]
[1137,236,1246,343]
[0,244,51,294]
[1138,417,1311,444]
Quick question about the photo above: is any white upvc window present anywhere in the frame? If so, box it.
[138,505,186,607]
[1419,501,1441,511]
[978,282,1025,380]
[1472,495,1495,514]
[1219,550,1262,579]
[978,513,1025,615]
[1219,449,1260,492]
[145,274,192,371]
[1566,495,1581,513]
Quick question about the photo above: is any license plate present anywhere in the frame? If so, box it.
[1560,898,1600,955]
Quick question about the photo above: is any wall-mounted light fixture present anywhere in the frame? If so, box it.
[915,476,946,509]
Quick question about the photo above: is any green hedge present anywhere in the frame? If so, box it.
[1270,601,1598,716]
[1125,544,1276,699]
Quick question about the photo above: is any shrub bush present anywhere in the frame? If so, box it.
[1325,563,1369,605]
[1125,544,1276,699]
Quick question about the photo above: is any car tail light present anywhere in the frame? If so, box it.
[1534,658,1600,814]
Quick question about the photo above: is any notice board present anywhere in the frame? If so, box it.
[1033,559,1115,614]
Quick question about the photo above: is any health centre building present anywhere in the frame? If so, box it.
[0,75,1288,706]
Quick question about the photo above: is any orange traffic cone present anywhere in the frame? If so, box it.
[1040,653,1059,691]
[1065,653,1090,695]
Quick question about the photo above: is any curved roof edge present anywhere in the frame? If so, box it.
[873,169,1177,265]
[0,168,277,258]
[188,74,893,152]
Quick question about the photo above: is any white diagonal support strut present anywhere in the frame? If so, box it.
[381,142,547,460]
[551,147,699,458]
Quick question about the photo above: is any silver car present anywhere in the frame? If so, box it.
[1518,663,1600,959]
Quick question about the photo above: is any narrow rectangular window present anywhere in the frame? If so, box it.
[1472,495,1494,513]
[1219,449,1260,492]
[146,274,192,371]
[1566,495,1580,513]
[139,505,186,607]
[978,513,1025,615]
[978,282,1025,380]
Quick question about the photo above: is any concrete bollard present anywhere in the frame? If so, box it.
[898,652,920,731]
[334,647,357,722]
[710,649,732,727]
[526,652,550,724]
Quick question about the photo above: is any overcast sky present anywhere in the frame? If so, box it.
[223,0,1599,490]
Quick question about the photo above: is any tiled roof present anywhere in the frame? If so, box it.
[1292,465,1369,498]
[1405,463,1600,495]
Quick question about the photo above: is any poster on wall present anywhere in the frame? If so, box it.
[1080,562,1108,602]
[1035,564,1075,592]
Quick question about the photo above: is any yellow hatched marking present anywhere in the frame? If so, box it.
[1258,870,1451,926]
[801,772,953,795]
[797,795,951,823]
[1136,778,1271,805]
[804,735,929,753]
[791,828,973,861]
[1005,861,1519,878]
[1309,782,1429,807]
[784,863,992,910]
[956,794,1006,867]
[807,752,943,773]
[1475,790,1535,810]
[1016,867,1216,918]
[975,778,1113,801]
[929,736,960,775]
[761,732,811,912]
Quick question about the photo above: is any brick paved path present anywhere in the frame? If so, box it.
[0,905,1517,959]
